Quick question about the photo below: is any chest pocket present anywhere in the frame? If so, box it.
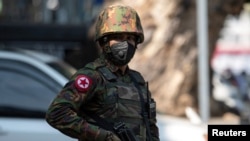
[116,84,141,118]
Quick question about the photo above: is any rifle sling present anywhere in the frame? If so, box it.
[129,73,153,141]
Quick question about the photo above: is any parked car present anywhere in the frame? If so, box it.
[0,48,77,141]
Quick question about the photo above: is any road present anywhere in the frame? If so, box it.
[156,113,239,141]
[157,114,206,141]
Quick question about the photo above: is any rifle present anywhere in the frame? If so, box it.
[113,122,139,141]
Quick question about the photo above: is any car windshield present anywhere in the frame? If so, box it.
[0,50,77,119]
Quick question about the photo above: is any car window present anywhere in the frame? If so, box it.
[0,59,63,118]
[48,61,76,79]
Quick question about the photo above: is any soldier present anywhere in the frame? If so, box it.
[46,4,160,141]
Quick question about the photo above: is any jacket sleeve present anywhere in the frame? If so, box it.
[45,70,108,141]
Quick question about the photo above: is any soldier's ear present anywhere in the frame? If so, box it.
[98,36,109,47]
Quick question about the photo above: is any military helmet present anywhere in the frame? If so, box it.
[95,5,144,44]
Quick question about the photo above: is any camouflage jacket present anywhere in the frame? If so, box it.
[45,54,159,141]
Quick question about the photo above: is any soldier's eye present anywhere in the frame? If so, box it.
[110,35,121,40]
[127,35,136,41]
[128,36,135,40]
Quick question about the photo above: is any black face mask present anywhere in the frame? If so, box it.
[105,41,136,66]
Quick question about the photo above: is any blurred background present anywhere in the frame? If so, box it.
[0,0,250,141]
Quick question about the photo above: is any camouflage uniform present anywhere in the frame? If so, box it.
[46,54,159,141]
[46,5,159,141]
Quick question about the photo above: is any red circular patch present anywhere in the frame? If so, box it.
[74,75,92,92]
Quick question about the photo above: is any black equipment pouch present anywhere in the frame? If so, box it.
[148,99,156,119]
[113,122,139,141]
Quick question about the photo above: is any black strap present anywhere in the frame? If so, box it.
[129,73,153,141]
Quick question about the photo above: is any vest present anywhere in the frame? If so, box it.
[97,66,148,141]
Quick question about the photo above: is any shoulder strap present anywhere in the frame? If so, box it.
[97,67,117,81]
[129,70,145,84]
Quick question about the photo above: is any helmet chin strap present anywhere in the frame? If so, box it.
[103,44,111,53]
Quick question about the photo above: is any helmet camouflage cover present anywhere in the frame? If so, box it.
[95,5,144,43]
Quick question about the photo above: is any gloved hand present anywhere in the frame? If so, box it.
[105,131,121,141]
